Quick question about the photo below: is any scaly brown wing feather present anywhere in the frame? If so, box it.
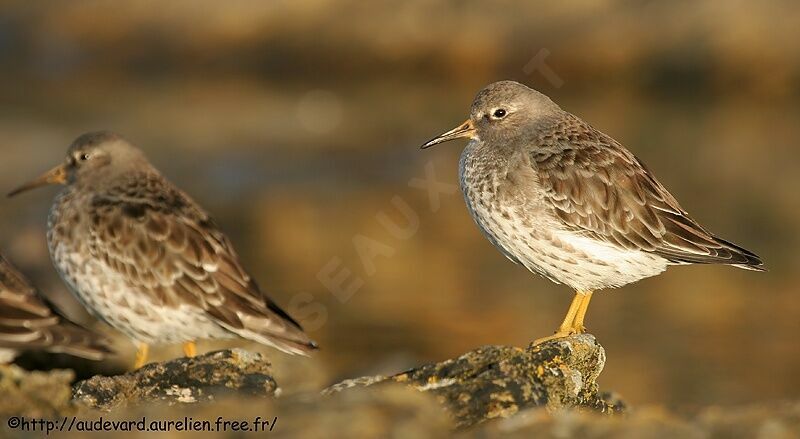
[87,173,316,354]
[0,253,112,360]
[530,114,763,269]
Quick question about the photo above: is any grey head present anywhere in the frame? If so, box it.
[8,131,150,197]
[422,80,562,148]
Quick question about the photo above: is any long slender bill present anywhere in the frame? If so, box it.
[7,163,68,197]
[421,119,476,149]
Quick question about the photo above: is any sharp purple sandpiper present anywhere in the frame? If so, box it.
[422,80,764,343]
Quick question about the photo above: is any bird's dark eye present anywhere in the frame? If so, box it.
[493,109,507,118]
[80,153,90,161]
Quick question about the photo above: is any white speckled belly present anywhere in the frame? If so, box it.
[459,143,668,291]
[50,244,233,345]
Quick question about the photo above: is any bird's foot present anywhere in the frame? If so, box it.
[133,343,149,369]
[183,341,197,358]
[533,328,578,345]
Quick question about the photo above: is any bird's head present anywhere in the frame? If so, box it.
[421,80,561,149]
[8,131,147,197]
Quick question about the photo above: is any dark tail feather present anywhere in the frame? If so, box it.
[46,324,115,360]
[658,235,765,271]
[269,336,320,357]
[714,236,765,271]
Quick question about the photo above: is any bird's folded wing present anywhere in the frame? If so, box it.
[530,117,763,269]
[0,254,112,359]
[87,180,315,352]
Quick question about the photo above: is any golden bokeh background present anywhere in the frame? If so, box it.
[0,1,797,409]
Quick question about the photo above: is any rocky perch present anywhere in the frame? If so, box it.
[73,348,278,411]
[325,334,623,429]
[1,335,620,429]
[4,336,798,437]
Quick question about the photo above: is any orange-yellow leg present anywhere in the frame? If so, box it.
[183,341,197,358]
[534,290,593,344]
[534,292,583,344]
[134,342,149,369]
[573,291,593,333]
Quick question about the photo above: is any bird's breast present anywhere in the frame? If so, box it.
[47,189,86,252]
[458,144,668,290]
[459,143,553,266]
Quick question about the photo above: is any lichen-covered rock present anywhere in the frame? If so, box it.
[0,364,75,417]
[325,334,623,429]
[72,349,278,411]
[3,339,796,438]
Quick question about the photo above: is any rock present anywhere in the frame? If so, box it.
[2,337,620,432]
[5,337,798,438]
[104,384,451,438]
[481,407,700,438]
[268,385,452,437]
[0,364,75,417]
[325,334,623,429]
[72,349,278,411]
[475,402,800,439]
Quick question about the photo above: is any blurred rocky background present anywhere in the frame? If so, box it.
[0,0,797,424]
